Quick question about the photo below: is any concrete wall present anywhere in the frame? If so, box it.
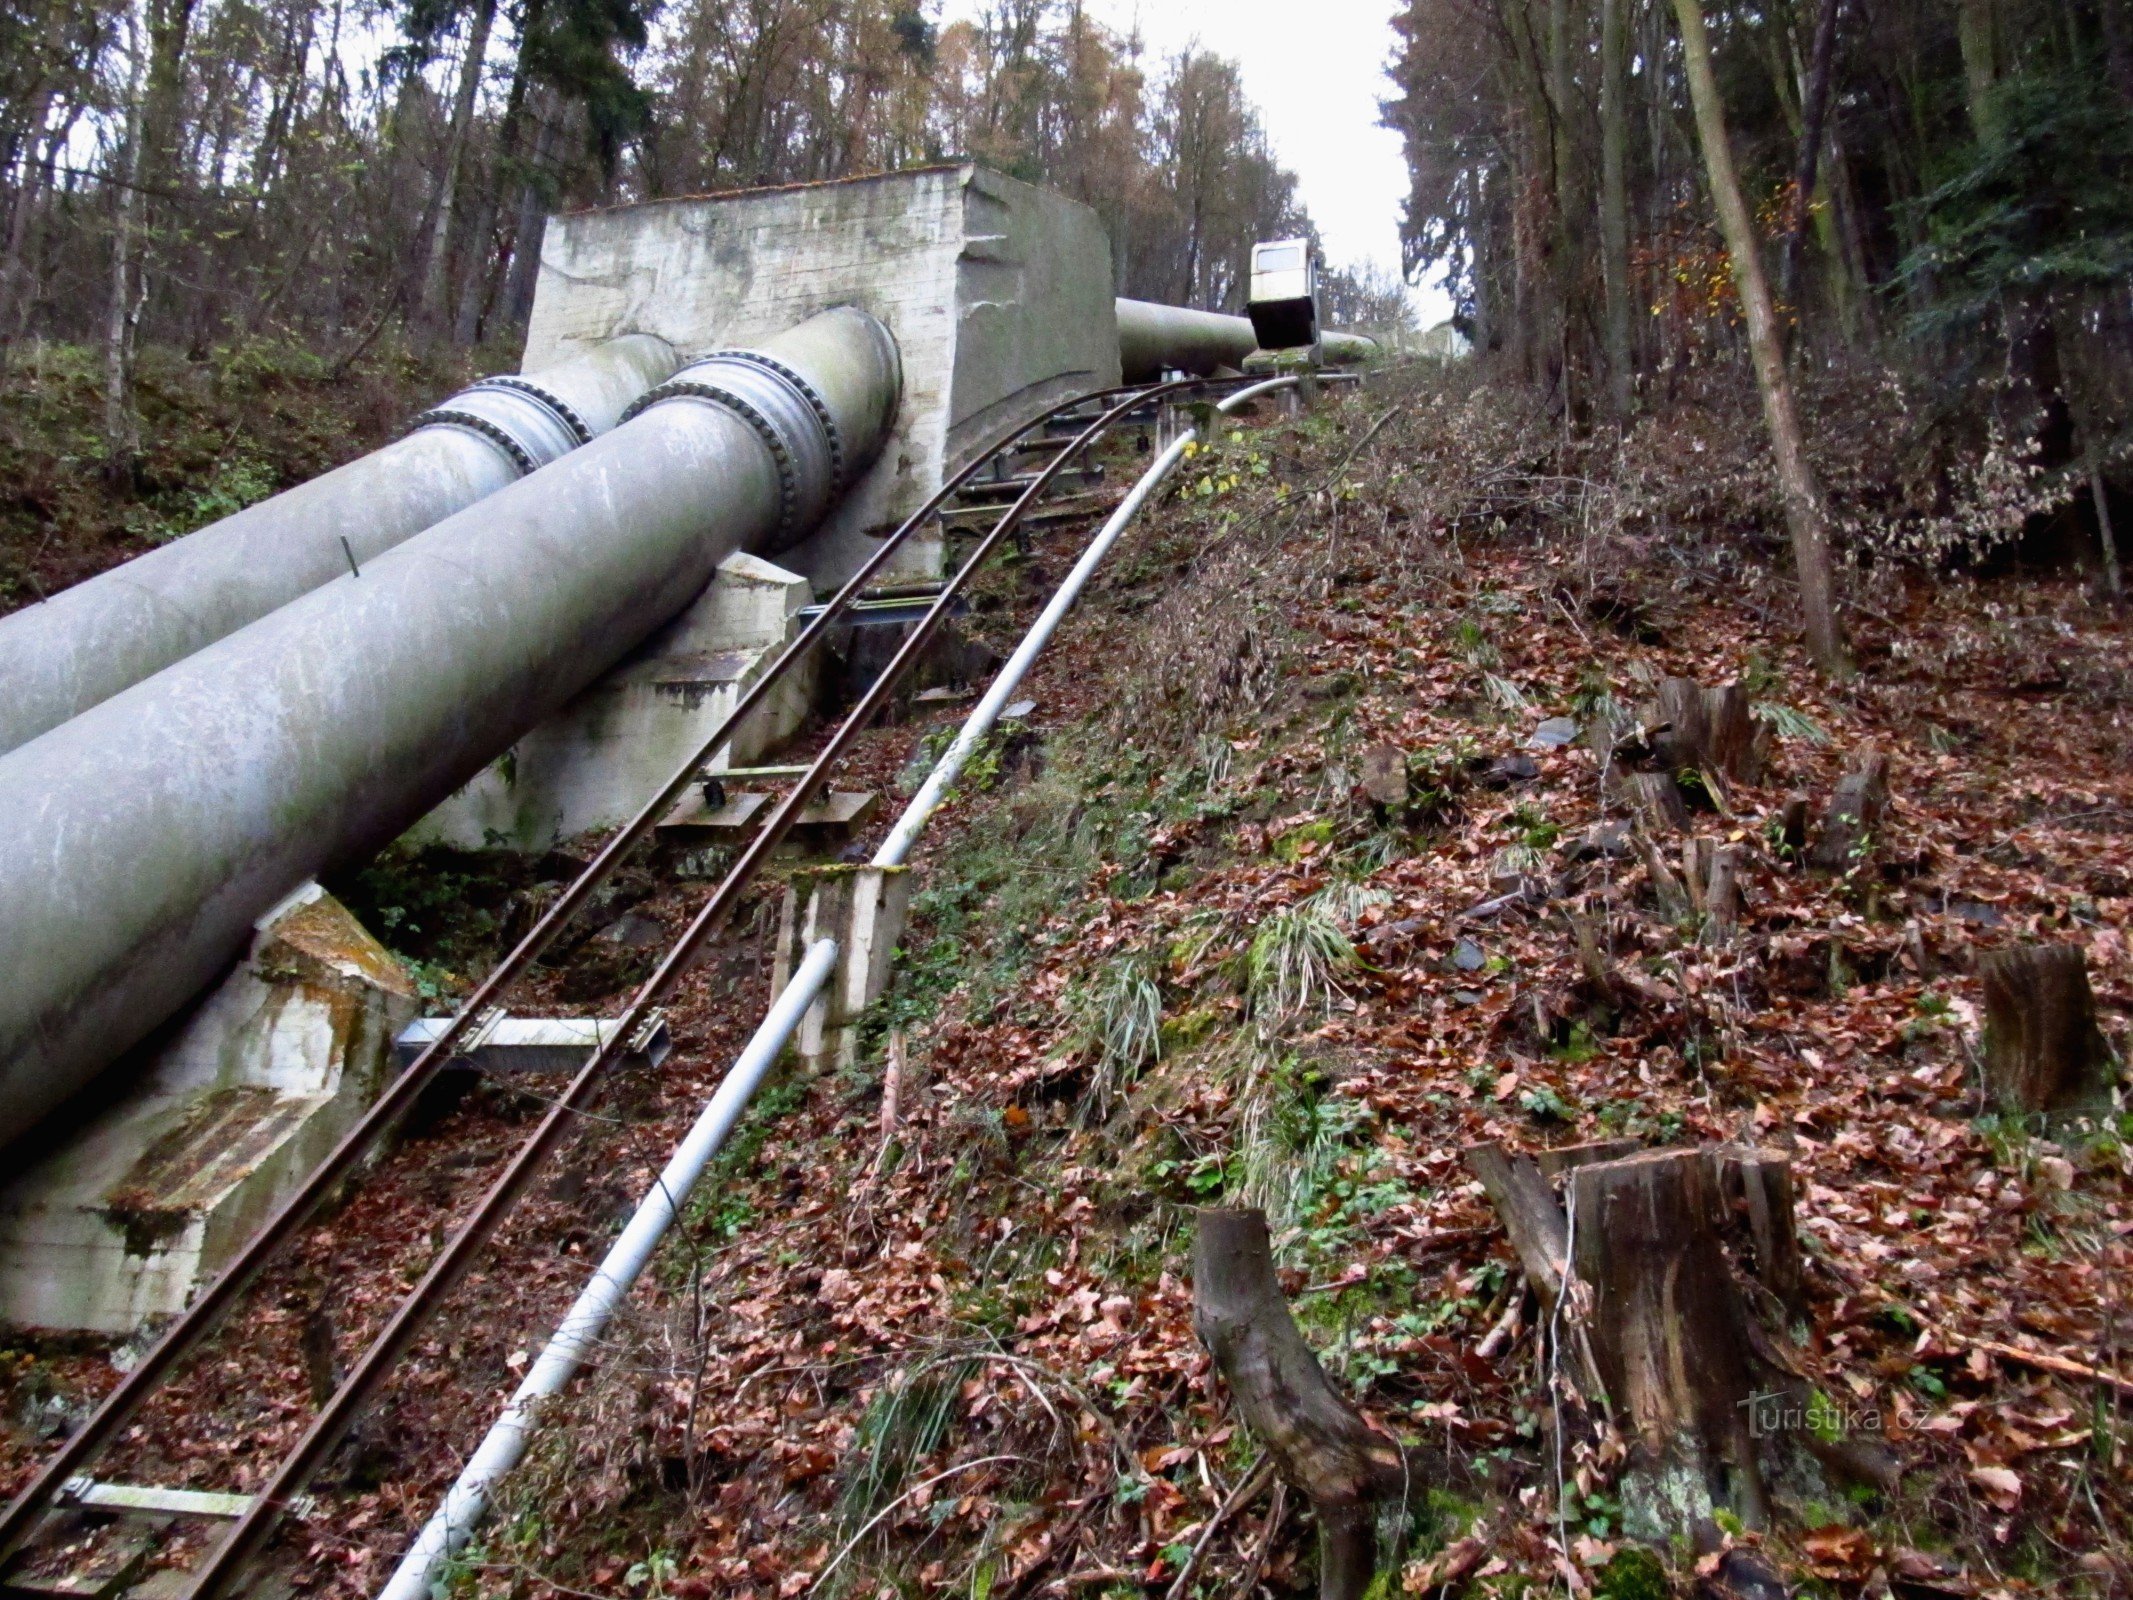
[521,166,1120,587]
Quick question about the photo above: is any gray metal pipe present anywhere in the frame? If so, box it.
[0,308,898,1150]
[1115,298,1379,382]
[1116,298,1258,381]
[0,333,680,758]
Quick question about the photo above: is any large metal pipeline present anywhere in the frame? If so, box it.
[0,333,680,758]
[1115,297,1379,382]
[0,307,898,1150]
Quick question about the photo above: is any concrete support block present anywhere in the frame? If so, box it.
[0,886,416,1333]
[522,165,1121,590]
[772,865,914,1072]
[413,552,815,851]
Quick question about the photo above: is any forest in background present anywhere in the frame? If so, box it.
[0,0,1417,481]
[1384,0,2133,574]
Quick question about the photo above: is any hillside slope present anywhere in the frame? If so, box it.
[420,373,2131,1600]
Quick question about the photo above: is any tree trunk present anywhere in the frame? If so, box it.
[2095,471,2124,599]
[103,1,151,486]
[1957,0,2002,145]
[139,0,200,195]
[496,97,561,333]
[1191,1209,1406,1600]
[419,0,499,338]
[2102,0,2133,104]
[0,90,54,374]
[1779,0,1843,325]
[1808,743,1887,872]
[1568,1150,1771,1538]
[1599,0,1634,420]
[1670,0,1850,678]
[1980,945,2116,1114]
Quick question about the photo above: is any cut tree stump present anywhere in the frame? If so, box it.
[1645,678,1770,784]
[1624,771,1692,836]
[1192,1209,1407,1600]
[1712,1145,1806,1322]
[1777,793,1812,860]
[1980,944,2117,1113]
[1470,1146,1865,1540]
[1464,1145,1569,1309]
[1704,844,1742,944]
[1567,1150,1771,1539]
[1535,1139,1643,1180]
[1809,745,1889,872]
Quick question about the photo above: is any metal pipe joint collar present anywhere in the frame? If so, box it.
[410,375,594,475]
[623,350,842,536]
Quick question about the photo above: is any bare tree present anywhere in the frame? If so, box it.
[1671,0,1850,676]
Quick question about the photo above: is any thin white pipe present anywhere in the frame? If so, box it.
[875,377,1298,869]
[377,938,840,1600]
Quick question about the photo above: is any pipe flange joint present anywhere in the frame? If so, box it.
[406,375,588,476]
[477,376,594,448]
[621,350,837,536]
[705,348,845,490]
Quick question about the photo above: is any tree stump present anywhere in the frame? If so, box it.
[1464,1145,1569,1310]
[1809,745,1889,871]
[1192,1209,1407,1600]
[1704,845,1742,944]
[1980,944,2116,1113]
[1645,678,1769,783]
[1712,1145,1806,1323]
[1777,793,1812,860]
[1624,771,1692,836]
[1567,1151,1770,1539]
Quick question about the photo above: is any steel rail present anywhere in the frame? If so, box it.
[374,937,843,1600]
[876,375,1302,869]
[173,377,1212,1600]
[0,375,1204,1570]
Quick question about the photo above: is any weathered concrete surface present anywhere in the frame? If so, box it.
[412,552,817,851]
[522,166,1120,586]
[771,865,913,1072]
[0,885,416,1333]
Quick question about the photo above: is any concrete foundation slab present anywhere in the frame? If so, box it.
[0,887,416,1334]
[521,166,1121,588]
[412,552,815,852]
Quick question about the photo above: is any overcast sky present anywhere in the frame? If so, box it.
[941,0,1453,327]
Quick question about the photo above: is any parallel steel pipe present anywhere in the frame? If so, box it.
[0,334,679,757]
[1115,297,1379,382]
[0,308,898,1151]
[0,377,1196,1576]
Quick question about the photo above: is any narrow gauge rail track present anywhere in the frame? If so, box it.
[0,373,1271,1600]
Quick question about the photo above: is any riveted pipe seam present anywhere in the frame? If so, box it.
[409,376,589,474]
[707,347,847,488]
[470,375,596,446]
